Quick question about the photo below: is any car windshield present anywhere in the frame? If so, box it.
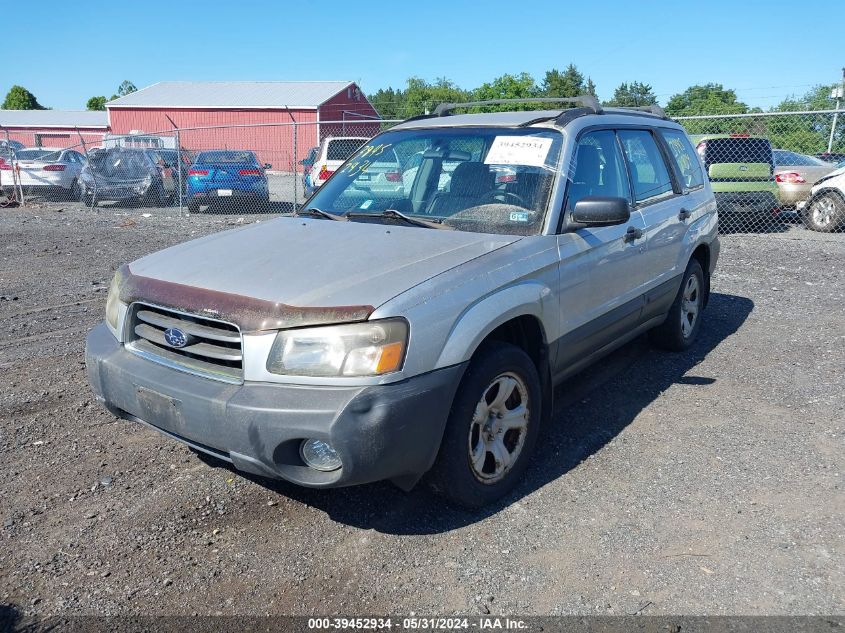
[15,149,63,161]
[196,151,256,164]
[88,151,151,177]
[307,127,563,236]
[700,137,772,167]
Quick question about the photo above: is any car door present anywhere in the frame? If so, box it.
[617,129,686,300]
[554,129,649,375]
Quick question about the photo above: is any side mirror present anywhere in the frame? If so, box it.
[264,163,272,170]
[570,196,631,227]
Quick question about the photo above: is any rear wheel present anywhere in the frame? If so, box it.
[144,183,165,208]
[427,342,542,509]
[650,258,705,352]
[803,192,845,233]
[79,187,95,207]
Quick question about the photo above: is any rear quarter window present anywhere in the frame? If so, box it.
[661,129,704,190]
[327,139,367,161]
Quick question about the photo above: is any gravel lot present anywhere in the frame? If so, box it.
[1,202,843,619]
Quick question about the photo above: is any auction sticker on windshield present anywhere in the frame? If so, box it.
[484,136,553,167]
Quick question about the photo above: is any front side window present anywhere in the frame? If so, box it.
[618,130,674,204]
[307,127,563,236]
[566,130,631,211]
[661,129,704,190]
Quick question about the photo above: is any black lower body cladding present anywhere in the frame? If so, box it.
[86,323,466,490]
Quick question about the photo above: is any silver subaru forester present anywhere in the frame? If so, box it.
[86,97,719,508]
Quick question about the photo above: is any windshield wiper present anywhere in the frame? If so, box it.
[346,209,453,230]
[294,207,347,221]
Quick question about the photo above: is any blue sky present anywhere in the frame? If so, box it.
[5,0,844,111]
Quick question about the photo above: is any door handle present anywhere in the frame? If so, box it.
[624,226,643,242]
[678,208,692,221]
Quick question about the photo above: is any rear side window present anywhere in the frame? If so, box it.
[618,130,674,204]
[327,139,367,161]
[661,129,704,190]
[566,130,631,211]
[700,137,772,167]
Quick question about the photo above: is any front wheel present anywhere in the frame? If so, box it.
[650,258,705,351]
[427,342,542,509]
[803,193,845,233]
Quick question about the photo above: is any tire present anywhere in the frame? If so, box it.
[68,179,80,202]
[187,200,200,213]
[803,192,845,233]
[80,188,95,207]
[649,258,705,352]
[144,184,165,208]
[427,341,542,509]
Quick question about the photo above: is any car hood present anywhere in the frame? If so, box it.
[127,217,520,326]
[814,165,845,185]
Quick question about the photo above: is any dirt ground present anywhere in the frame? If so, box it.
[1,203,843,619]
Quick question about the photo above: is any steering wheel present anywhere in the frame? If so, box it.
[479,190,526,206]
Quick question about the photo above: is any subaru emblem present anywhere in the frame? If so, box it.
[163,327,189,348]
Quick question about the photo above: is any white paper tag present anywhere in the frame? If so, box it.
[484,136,553,167]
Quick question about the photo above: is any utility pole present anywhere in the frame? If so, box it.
[827,66,845,154]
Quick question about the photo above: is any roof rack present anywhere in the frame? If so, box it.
[612,104,669,120]
[432,96,603,116]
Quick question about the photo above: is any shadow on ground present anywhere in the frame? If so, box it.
[0,604,21,632]
[202,292,753,534]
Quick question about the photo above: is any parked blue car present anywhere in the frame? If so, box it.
[186,150,271,212]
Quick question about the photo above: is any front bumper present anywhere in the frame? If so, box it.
[82,182,149,201]
[85,323,465,490]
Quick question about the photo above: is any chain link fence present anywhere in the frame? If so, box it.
[2,110,843,233]
[675,109,845,234]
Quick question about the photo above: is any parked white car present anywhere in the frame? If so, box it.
[800,164,845,232]
[11,148,86,197]
[304,136,368,196]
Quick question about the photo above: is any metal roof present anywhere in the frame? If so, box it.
[0,110,109,128]
[106,81,356,109]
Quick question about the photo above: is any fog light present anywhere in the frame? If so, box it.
[300,439,341,472]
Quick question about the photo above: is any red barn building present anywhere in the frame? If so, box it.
[106,81,380,171]
[0,110,108,150]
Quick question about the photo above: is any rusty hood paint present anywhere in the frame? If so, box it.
[123,217,521,330]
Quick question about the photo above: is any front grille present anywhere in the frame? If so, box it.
[126,303,243,384]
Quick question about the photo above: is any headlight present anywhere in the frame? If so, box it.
[105,270,126,338]
[266,319,408,377]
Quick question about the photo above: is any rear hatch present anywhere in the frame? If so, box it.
[313,138,368,185]
[190,163,263,187]
[699,137,776,190]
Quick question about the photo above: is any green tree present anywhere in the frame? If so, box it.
[665,83,748,117]
[115,80,137,97]
[766,84,845,154]
[472,73,538,110]
[2,85,45,110]
[605,81,657,107]
[541,64,586,98]
[86,96,107,111]
[369,86,403,120]
[402,77,469,117]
